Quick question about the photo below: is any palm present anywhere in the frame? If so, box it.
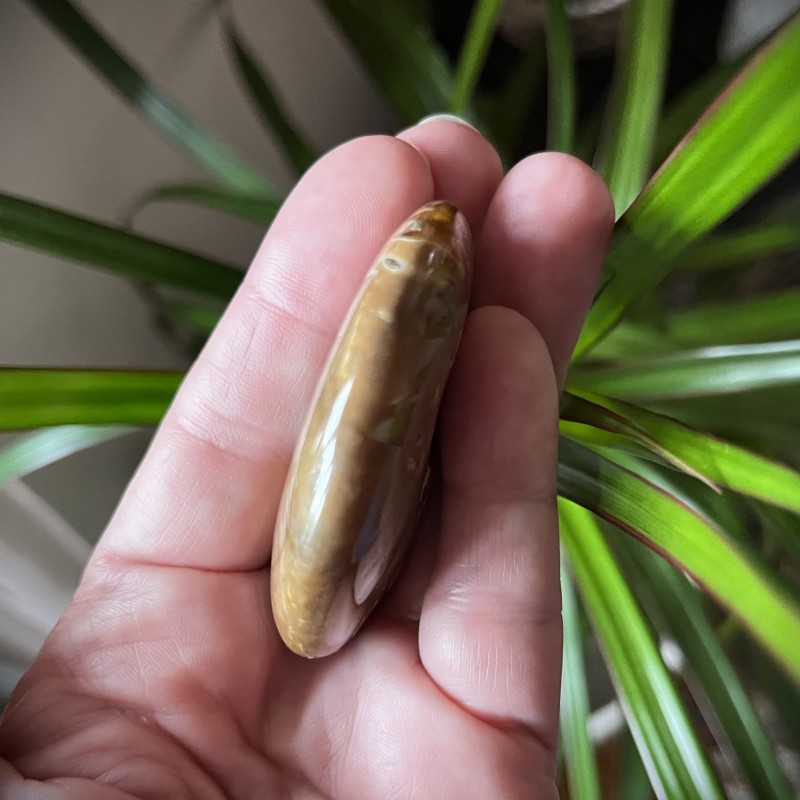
[0,122,613,799]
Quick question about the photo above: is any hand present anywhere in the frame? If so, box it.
[0,120,613,799]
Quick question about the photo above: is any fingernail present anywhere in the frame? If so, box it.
[416,113,478,131]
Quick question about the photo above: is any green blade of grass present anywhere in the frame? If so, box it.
[128,183,281,226]
[26,0,274,195]
[667,288,800,345]
[0,369,182,430]
[677,223,800,271]
[562,390,800,513]
[0,192,243,298]
[560,500,723,800]
[559,558,600,800]
[319,0,452,125]
[544,0,576,153]
[594,0,674,215]
[216,1,317,174]
[558,437,800,684]
[449,0,505,116]
[577,15,800,356]
[616,536,795,800]
[0,425,134,485]
[570,340,800,400]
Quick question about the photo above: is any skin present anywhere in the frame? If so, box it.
[0,120,614,799]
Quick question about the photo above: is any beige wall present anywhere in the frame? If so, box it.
[0,0,392,541]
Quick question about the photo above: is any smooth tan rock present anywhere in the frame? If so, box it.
[270,201,473,657]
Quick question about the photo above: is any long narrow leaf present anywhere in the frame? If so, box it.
[490,37,547,161]
[570,340,800,399]
[216,1,317,173]
[678,223,800,271]
[617,730,652,800]
[559,559,600,800]
[667,288,800,345]
[0,192,243,298]
[577,15,800,355]
[0,369,182,430]
[560,500,723,800]
[26,0,275,195]
[558,438,800,684]
[128,183,281,226]
[544,0,576,153]
[653,57,743,165]
[319,0,452,124]
[616,537,794,800]
[0,425,134,485]
[450,0,505,115]
[595,0,674,215]
[562,390,800,513]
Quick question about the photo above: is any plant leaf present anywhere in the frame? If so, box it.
[617,729,652,800]
[594,0,674,215]
[0,192,243,298]
[616,536,795,800]
[128,183,281,226]
[0,425,134,485]
[558,438,800,684]
[667,288,800,345]
[562,390,800,513]
[0,369,182,431]
[489,36,547,161]
[162,302,223,336]
[559,558,600,800]
[450,0,505,116]
[216,1,317,174]
[544,0,576,153]
[560,500,723,800]
[319,0,452,125]
[26,0,275,195]
[653,57,743,166]
[561,393,716,489]
[577,14,800,355]
[570,340,800,400]
[678,223,800,271]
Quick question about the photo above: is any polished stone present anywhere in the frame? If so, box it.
[271,201,473,657]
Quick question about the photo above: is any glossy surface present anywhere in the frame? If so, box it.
[270,202,472,657]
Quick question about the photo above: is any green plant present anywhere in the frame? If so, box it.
[2,0,799,797]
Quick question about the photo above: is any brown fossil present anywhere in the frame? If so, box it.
[270,201,473,657]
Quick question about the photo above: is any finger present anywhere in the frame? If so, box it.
[473,153,615,387]
[377,118,503,621]
[397,116,504,234]
[419,306,562,754]
[97,136,432,569]
[96,129,502,573]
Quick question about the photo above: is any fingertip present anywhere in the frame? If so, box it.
[503,152,615,250]
[397,119,504,234]
[474,153,615,388]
